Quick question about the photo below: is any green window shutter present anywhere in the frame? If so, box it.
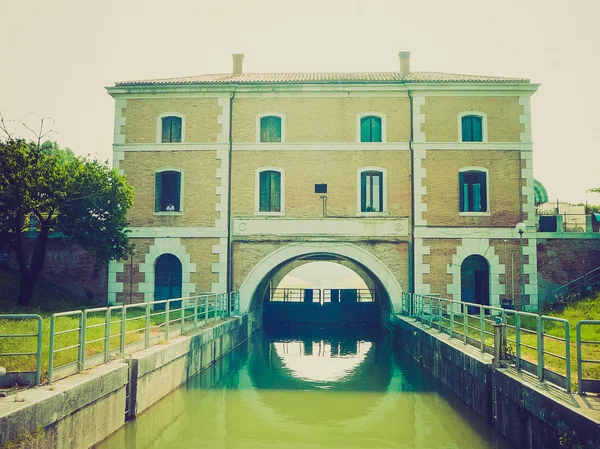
[155,172,162,212]
[271,172,281,212]
[360,117,370,142]
[472,116,483,142]
[377,172,384,210]
[259,171,270,211]
[273,117,281,142]
[461,116,472,142]
[175,172,181,211]
[161,118,170,143]
[480,172,487,211]
[260,117,282,142]
[459,172,465,212]
[371,117,382,142]
[172,117,182,143]
[360,172,367,211]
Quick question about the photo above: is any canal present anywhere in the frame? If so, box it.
[96,328,514,449]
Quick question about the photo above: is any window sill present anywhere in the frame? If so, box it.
[155,212,184,216]
[357,211,387,217]
[459,211,490,217]
[255,212,285,217]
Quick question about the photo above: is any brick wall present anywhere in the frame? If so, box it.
[231,150,412,218]
[232,97,411,142]
[122,150,220,227]
[421,96,523,142]
[422,150,522,227]
[123,98,221,143]
[0,237,107,304]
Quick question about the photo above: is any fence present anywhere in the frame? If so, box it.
[0,314,43,386]
[269,288,375,304]
[576,320,600,394]
[401,293,593,394]
[553,266,600,301]
[0,292,240,386]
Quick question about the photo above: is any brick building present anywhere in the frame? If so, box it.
[106,52,540,323]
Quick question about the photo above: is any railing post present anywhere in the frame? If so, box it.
[48,314,56,384]
[449,300,454,338]
[79,312,85,372]
[104,309,111,363]
[463,303,468,344]
[537,315,544,381]
[194,297,198,329]
[438,298,442,332]
[181,299,186,335]
[120,307,126,354]
[480,307,485,353]
[165,300,170,341]
[145,303,150,348]
[577,322,583,394]
[204,295,209,324]
[35,316,42,386]
[565,321,571,393]
[515,312,521,370]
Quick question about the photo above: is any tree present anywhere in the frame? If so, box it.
[0,137,134,305]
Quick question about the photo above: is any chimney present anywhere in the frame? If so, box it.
[398,51,411,74]
[232,53,244,75]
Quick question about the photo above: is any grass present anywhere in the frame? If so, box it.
[0,266,221,385]
[422,294,600,390]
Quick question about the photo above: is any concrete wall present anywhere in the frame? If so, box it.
[392,315,494,422]
[0,363,128,449]
[0,316,249,449]
[393,315,600,448]
[130,315,248,417]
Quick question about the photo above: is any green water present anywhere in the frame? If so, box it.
[96,329,514,449]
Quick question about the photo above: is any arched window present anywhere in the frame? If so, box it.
[358,168,386,213]
[154,254,182,300]
[256,168,284,214]
[259,115,283,142]
[155,170,182,213]
[459,168,488,213]
[161,116,183,143]
[461,255,490,312]
[359,115,383,142]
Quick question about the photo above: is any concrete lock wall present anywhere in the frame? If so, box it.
[393,316,600,449]
[0,316,248,449]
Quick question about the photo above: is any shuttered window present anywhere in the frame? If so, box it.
[155,171,182,212]
[360,171,383,212]
[259,170,281,212]
[461,115,483,142]
[360,116,382,142]
[161,116,182,143]
[260,116,282,142]
[459,171,487,212]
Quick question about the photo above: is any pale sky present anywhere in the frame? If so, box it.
[1,0,599,203]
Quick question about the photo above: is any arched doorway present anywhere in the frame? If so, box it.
[460,255,489,312]
[154,254,182,300]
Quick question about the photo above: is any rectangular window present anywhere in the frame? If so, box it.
[360,116,382,142]
[459,171,487,212]
[461,116,483,142]
[260,116,282,143]
[155,171,181,212]
[361,171,383,212]
[259,171,281,212]
[162,116,182,143]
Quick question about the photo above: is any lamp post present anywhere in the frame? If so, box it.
[515,222,527,310]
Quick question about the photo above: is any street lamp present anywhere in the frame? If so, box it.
[515,222,527,310]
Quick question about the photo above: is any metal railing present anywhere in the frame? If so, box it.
[269,288,321,303]
[553,266,600,301]
[322,289,374,303]
[48,293,233,383]
[269,288,375,304]
[576,320,600,394]
[0,314,43,386]
[405,293,573,392]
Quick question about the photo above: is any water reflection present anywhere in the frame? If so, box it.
[96,328,515,449]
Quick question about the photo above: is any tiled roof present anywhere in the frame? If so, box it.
[115,71,529,86]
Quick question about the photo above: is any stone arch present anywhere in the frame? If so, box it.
[138,237,197,302]
[446,238,505,307]
[238,242,403,314]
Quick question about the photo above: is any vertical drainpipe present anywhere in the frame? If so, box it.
[407,87,415,294]
[226,89,236,298]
